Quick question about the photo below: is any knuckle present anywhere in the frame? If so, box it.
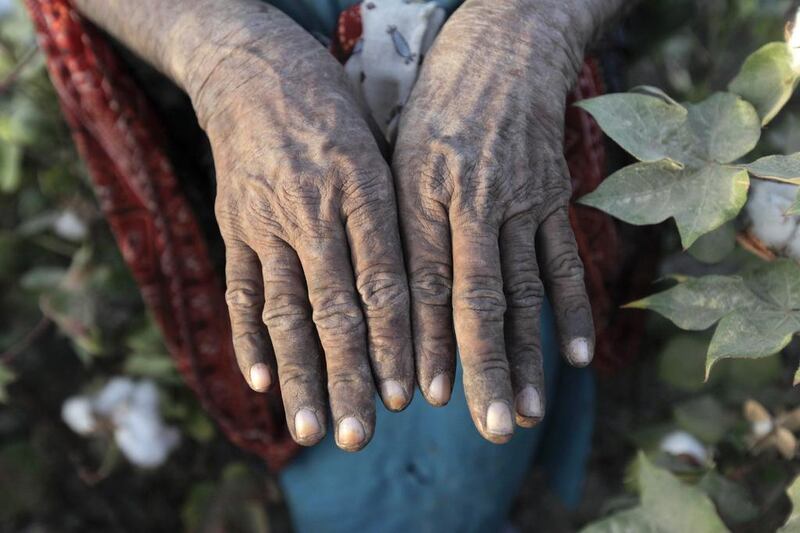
[505,278,544,309]
[357,267,409,314]
[327,365,373,394]
[409,263,452,306]
[278,360,320,392]
[454,281,506,317]
[465,353,510,376]
[312,290,365,335]
[546,249,585,283]
[507,343,542,367]
[341,170,394,223]
[225,278,263,311]
[262,294,310,333]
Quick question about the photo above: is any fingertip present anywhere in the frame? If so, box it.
[380,379,411,412]
[515,385,544,427]
[336,416,369,452]
[566,337,592,367]
[484,401,514,443]
[294,408,325,446]
[249,362,272,392]
[426,372,452,406]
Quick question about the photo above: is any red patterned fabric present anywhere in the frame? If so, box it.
[23,0,299,470]
[564,60,630,374]
[331,3,364,61]
[23,0,633,468]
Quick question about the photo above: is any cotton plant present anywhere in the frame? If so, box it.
[577,29,800,380]
[62,377,180,468]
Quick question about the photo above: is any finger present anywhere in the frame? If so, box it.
[451,219,514,443]
[223,238,274,392]
[258,237,326,446]
[397,191,456,407]
[499,213,545,428]
[296,231,375,452]
[538,206,594,367]
[343,180,414,412]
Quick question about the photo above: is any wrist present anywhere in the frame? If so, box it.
[174,4,343,130]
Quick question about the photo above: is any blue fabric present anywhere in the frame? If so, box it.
[265,0,464,37]
[280,301,595,533]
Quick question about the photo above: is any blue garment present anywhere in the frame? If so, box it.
[280,301,595,533]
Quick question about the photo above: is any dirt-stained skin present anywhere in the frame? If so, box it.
[71,0,629,450]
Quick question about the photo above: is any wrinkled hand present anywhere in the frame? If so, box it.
[191,9,413,451]
[393,0,598,443]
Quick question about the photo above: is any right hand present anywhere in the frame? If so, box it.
[187,9,414,451]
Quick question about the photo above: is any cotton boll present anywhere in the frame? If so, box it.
[751,418,774,438]
[61,396,97,435]
[746,181,799,251]
[130,380,160,413]
[92,377,135,416]
[114,408,180,468]
[53,211,88,242]
[62,377,180,468]
[788,6,800,70]
[660,430,709,464]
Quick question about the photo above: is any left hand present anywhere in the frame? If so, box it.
[393,0,604,443]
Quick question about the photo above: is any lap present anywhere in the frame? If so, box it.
[279,302,562,533]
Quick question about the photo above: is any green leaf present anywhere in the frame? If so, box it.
[630,260,800,377]
[0,363,16,403]
[698,471,759,525]
[578,92,760,166]
[686,92,761,164]
[673,396,733,444]
[580,162,749,248]
[729,42,800,126]
[578,90,759,246]
[779,475,800,532]
[576,93,690,164]
[657,335,710,391]
[744,153,800,184]
[687,222,737,264]
[0,141,21,194]
[706,309,800,376]
[789,189,800,215]
[123,351,179,383]
[626,275,758,330]
[630,85,681,106]
[721,354,782,391]
[581,508,657,533]
[19,266,66,291]
[580,453,728,533]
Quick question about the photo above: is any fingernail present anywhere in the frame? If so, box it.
[337,417,366,449]
[515,386,543,419]
[567,337,592,367]
[294,409,322,441]
[380,380,407,411]
[486,401,513,436]
[249,363,271,392]
[428,373,451,405]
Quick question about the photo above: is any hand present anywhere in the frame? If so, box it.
[196,15,415,451]
[393,0,607,443]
